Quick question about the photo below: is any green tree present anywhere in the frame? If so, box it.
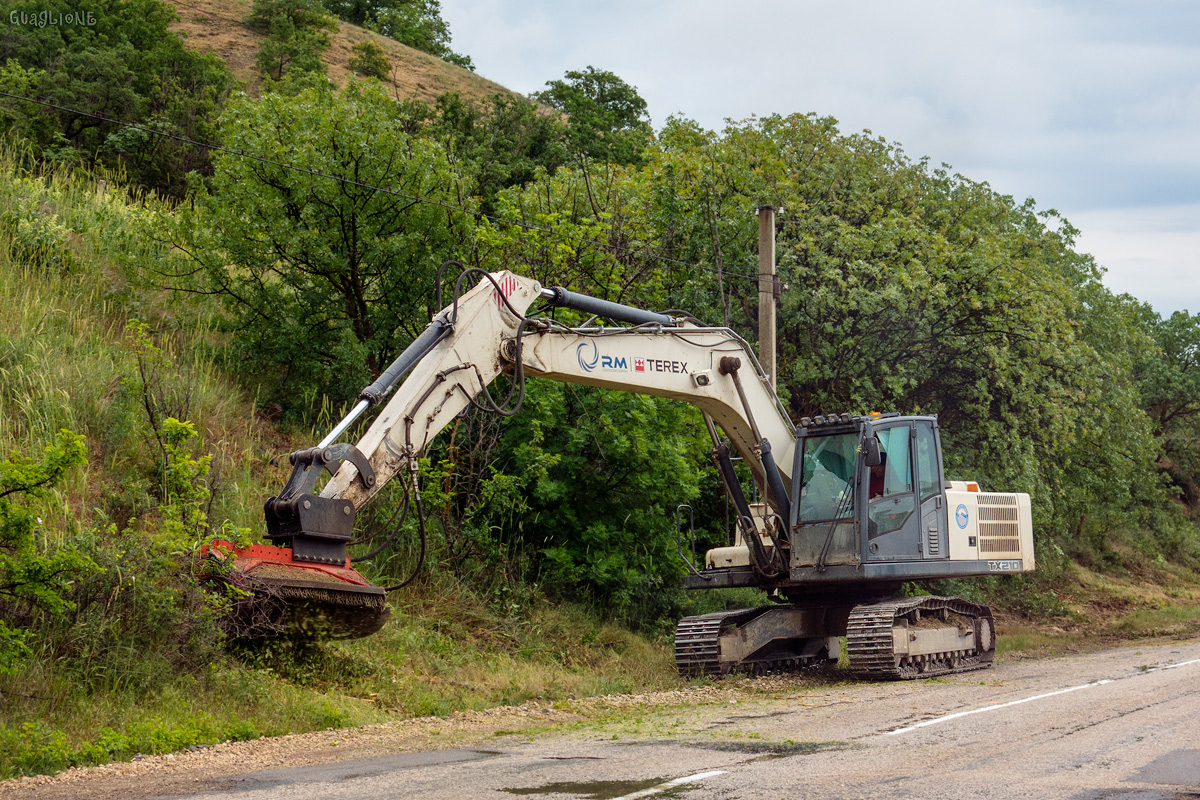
[639,113,1187,568]
[174,81,476,407]
[247,0,337,82]
[348,40,391,80]
[429,92,568,212]
[417,379,710,627]
[0,0,233,196]
[321,0,473,69]
[506,382,708,624]
[481,160,668,306]
[247,0,336,30]
[1134,309,1200,510]
[533,66,653,166]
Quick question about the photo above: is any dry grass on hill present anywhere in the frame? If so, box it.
[166,0,522,103]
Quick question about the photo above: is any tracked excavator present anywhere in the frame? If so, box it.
[205,268,1034,680]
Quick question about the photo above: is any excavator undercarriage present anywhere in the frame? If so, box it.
[845,595,995,679]
[674,595,995,680]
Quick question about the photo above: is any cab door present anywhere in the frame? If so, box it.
[864,422,921,561]
[915,419,948,560]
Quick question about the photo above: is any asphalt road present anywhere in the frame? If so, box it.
[159,639,1200,800]
[12,638,1200,800]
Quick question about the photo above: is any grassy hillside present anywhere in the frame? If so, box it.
[167,0,521,102]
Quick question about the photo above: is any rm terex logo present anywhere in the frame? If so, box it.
[575,342,687,375]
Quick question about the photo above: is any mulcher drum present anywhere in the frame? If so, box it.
[224,565,390,641]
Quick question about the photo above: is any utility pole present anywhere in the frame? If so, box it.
[757,205,777,390]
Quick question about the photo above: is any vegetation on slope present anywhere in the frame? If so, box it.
[0,150,698,777]
[0,0,233,197]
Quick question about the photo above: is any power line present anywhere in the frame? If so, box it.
[0,87,763,283]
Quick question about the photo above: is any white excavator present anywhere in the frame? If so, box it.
[207,268,1035,680]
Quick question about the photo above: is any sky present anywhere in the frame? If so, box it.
[440,0,1200,316]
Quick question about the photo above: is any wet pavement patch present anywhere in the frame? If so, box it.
[1133,750,1200,787]
[688,739,847,757]
[503,777,667,798]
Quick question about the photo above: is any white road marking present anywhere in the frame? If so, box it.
[1145,657,1200,673]
[612,770,728,799]
[886,655,1200,736]
[885,680,1113,735]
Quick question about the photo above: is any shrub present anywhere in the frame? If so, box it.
[0,431,95,673]
[349,41,391,80]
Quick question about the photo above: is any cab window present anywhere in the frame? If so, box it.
[915,421,941,501]
[867,425,914,538]
[798,433,857,522]
[872,426,912,497]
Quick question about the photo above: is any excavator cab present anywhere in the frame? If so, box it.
[791,414,950,570]
[703,414,960,579]
[784,413,1035,584]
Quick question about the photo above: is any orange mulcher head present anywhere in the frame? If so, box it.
[204,442,392,639]
[203,541,390,640]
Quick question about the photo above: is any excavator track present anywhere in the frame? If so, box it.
[674,611,729,677]
[674,607,832,677]
[846,595,994,680]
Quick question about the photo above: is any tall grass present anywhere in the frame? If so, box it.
[0,145,276,533]
[0,147,313,776]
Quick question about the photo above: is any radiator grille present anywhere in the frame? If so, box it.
[979,536,1021,553]
[976,494,1021,555]
[979,506,1019,522]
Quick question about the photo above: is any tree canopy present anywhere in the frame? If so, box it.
[0,0,233,196]
[320,0,473,69]
[175,81,475,405]
[2,35,1172,621]
[533,66,653,166]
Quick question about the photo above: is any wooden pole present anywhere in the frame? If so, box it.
[757,205,776,390]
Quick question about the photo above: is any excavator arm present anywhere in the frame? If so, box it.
[322,271,794,514]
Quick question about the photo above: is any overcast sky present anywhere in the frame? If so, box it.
[441,0,1200,317]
